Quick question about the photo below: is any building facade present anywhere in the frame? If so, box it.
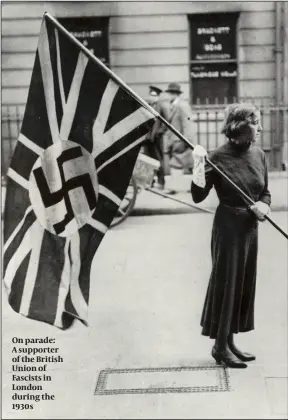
[2,1,288,171]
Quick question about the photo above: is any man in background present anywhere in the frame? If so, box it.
[144,85,170,190]
[163,82,195,194]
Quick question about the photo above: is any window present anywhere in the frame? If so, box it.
[189,13,239,105]
[58,17,110,67]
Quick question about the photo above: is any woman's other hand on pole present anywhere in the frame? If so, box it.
[250,201,270,221]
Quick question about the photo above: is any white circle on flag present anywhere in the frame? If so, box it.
[29,140,98,237]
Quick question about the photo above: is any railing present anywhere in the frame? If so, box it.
[193,103,288,171]
[2,103,288,184]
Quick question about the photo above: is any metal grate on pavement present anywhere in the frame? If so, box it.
[95,364,231,395]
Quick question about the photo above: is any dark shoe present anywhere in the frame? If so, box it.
[212,346,247,369]
[229,345,256,362]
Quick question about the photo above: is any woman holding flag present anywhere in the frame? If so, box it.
[191,103,271,369]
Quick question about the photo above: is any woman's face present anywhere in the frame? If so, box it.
[249,110,262,143]
[229,109,262,148]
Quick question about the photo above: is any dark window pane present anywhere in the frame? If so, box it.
[191,62,237,104]
[192,78,237,105]
[189,13,239,61]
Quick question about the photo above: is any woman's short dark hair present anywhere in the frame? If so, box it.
[221,103,260,139]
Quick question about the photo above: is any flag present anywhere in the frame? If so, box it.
[3,15,155,329]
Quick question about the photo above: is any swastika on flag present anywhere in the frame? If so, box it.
[29,140,99,237]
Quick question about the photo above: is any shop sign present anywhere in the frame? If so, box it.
[190,14,238,61]
[190,63,237,79]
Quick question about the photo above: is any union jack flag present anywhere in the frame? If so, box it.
[3,15,155,329]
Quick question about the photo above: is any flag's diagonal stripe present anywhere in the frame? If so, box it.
[18,133,44,157]
[38,20,60,143]
[92,108,153,159]
[92,80,119,154]
[99,185,122,206]
[4,221,40,295]
[54,238,71,329]
[60,51,89,140]
[104,107,154,142]
[70,232,88,322]
[4,205,33,254]
[19,224,44,316]
[96,134,146,173]
[55,27,66,110]
[7,168,29,190]
[88,218,108,234]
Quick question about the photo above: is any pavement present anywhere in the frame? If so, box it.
[2,208,288,419]
[131,172,288,216]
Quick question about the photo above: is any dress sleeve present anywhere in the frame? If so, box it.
[259,153,271,206]
[191,159,215,203]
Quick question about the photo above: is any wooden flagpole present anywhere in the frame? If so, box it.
[44,12,288,240]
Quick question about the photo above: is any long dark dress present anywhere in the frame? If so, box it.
[191,142,271,339]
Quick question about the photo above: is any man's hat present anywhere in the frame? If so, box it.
[149,85,162,96]
[166,82,183,94]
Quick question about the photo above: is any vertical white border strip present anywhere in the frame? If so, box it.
[38,19,60,143]
[54,238,71,328]
[54,27,66,111]
[60,51,89,140]
[19,224,44,316]
[92,79,119,156]
[69,232,88,322]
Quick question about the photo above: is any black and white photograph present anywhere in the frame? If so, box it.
[1,1,288,418]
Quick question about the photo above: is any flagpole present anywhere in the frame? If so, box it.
[145,187,214,214]
[44,12,288,240]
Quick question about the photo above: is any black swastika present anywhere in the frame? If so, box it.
[33,146,97,234]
